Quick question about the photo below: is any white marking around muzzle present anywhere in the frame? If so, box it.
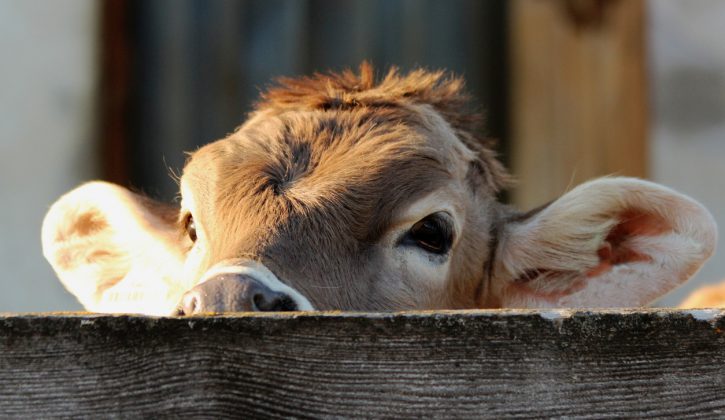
[200,260,315,311]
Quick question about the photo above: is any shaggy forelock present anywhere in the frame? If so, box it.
[257,62,511,193]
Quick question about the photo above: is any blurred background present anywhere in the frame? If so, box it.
[1,0,723,311]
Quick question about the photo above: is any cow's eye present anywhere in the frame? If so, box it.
[407,214,453,254]
[184,214,197,243]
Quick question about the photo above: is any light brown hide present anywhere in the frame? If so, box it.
[178,66,506,310]
[680,282,725,308]
[41,64,717,315]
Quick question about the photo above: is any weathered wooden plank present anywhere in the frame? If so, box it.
[509,0,648,209]
[1,310,724,418]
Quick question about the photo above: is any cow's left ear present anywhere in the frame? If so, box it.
[491,177,717,308]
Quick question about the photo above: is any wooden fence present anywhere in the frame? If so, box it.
[1,309,724,417]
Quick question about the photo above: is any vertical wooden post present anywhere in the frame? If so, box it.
[509,0,648,209]
[99,0,131,185]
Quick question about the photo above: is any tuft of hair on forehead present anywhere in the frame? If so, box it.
[257,62,512,192]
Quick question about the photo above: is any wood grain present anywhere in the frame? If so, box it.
[1,310,724,418]
[509,0,648,209]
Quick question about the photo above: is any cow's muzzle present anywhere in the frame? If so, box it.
[174,259,314,315]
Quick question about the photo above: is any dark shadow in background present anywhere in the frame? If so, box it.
[102,0,508,201]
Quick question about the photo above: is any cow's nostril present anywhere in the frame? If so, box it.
[253,291,298,312]
[252,293,265,310]
[273,295,298,311]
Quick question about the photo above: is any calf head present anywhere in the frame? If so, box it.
[42,64,717,315]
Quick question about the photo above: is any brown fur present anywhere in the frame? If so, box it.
[41,64,717,315]
[167,64,516,310]
[680,282,725,308]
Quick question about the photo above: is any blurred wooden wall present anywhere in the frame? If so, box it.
[100,0,648,207]
[509,0,648,209]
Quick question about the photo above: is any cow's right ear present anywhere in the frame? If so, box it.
[490,178,717,308]
[41,182,191,315]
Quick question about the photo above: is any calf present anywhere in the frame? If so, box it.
[42,64,717,315]
[680,283,725,308]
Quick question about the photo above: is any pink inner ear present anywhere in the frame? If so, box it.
[504,209,676,305]
[586,210,671,277]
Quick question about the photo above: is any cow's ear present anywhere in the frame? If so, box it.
[42,182,191,315]
[492,178,717,308]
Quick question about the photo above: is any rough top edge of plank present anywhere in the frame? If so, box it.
[2,307,725,321]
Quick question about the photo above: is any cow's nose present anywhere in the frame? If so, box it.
[176,274,299,315]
